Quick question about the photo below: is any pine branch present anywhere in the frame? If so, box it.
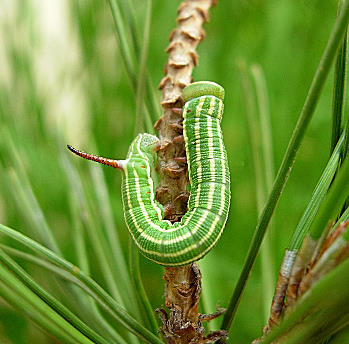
[154,1,226,343]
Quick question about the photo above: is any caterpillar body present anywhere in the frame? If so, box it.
[68,81,231,266]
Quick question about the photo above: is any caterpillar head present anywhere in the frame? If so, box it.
[127,133,159,161]
[138,133,159,153]
[182,81,225,102]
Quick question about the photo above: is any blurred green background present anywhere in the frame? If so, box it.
[0,0,343,343]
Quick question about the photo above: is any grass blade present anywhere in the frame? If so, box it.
[0,131,60,254]
[63,142,142,344]
[331,1,348,154]
[0,223,163,344]
[0,264,94,344]
[251,65,275,191]
[289,133,344,250]
[342,108,349,161]
[107,0,159,122]
[238,60,273,321]
[251,64,276,320]
[68,194,128,344]
[129,241,159,336]
[341,100,349,212]
[108,0,137,89]
[63,155,142,343]
[336,206,349,225]
[70,193,90,274]
[88,163,135,296]
[309,149,349,240]
[265,133,344,329]
[330,327,349,343]
[0,249,110,344]
[134,0,152,134]
[62,155,125,304]
[1,244,128,344]
[120,0,140,55]
[221,2,349,333]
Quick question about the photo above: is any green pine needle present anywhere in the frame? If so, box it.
[221,1,349,333]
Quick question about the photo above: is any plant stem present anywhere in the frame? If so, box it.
[155,1,224,343]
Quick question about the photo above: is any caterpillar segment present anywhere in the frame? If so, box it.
[68,81,231,266]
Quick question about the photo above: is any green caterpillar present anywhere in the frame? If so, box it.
[68,81,231,266]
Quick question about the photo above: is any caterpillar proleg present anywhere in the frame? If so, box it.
[68,81,231,266]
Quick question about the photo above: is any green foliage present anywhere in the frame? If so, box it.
[0,0,348,343]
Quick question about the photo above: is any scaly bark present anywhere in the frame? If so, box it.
[154,1,226,343]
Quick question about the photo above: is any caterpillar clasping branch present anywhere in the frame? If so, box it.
[68,81,231,266]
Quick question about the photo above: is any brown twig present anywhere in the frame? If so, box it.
[254,221,349,343]
[156,0,215,221]
[154,1,226,343]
